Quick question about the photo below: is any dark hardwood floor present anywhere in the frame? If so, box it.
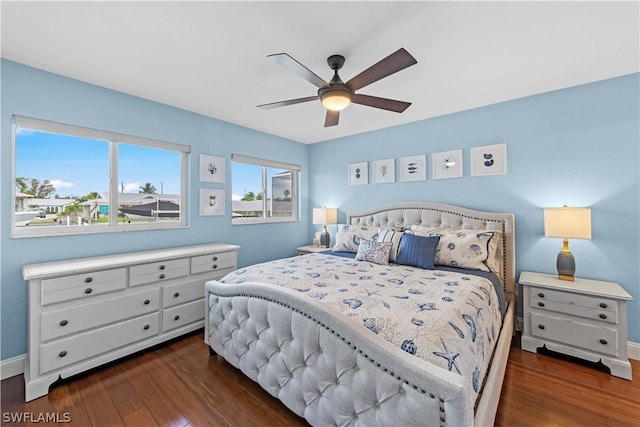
[2,331,638,426]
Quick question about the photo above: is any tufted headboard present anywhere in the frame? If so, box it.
[347,202,516,299]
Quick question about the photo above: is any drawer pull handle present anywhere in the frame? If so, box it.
[213,256,218,261]
[538,302,545,307]
[599,302,608,309]
[59,351,67,358]
[537,292,545,298]
[174,315,180,321]
[212,264,218,269]
[159,265,166,270]
[84,288,93,294]
[600,339,608,345]
[143,325,150,330]
[59,320,68,326]
[538,324,545,330]
[84,277,93,283]
[599,313,607,320]
[143,299,150,305]
[159,274,166,279]
[174,292,180,298]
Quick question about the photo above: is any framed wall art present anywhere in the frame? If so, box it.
[348,162,368,185]
[199,188,225,216]
[471,143,507,176]
[199,154,225,183]
[373,158,395,184]
[400,154,426,182]
[432,150,463,180]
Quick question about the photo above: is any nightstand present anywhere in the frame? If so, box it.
[519,271,633,380]
[296,245,329,256]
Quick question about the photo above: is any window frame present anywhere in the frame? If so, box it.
[11,116,190,238]
[231,153,300,225]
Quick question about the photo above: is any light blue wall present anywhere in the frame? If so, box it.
[309,73,640,343]
[0,60,310,360]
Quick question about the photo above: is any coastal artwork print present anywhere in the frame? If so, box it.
[400,154,426,182]
[348,162,368,185]
[199,154,225,183]
[471,143,507,176]
[373,159,395,184]
[432,149,463,180]
[199,188,225,216]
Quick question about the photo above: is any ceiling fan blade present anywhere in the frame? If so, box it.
[352,94,412,113]
[268,53,331,89]
[346,48,417,92]
[257,95,319,110]
[324,110,340,127]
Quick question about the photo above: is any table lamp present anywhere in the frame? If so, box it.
[313,208,338,248]
[544,205,591,281]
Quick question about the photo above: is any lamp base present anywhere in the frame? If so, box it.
[556,250,576,282]
[557,274,575,282]
[320,225,330,248]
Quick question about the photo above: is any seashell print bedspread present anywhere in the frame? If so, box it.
[219,253,504,399]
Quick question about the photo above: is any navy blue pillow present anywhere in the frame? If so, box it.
[395,234,440,269]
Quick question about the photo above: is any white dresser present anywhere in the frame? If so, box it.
[520,271,633,380]
[22,243,239,401]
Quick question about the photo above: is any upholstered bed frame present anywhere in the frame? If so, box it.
[205,202,515,426]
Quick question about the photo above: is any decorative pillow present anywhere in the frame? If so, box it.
[433,230,495,272]
[355,239,392,265]
[332,225,379,253]
[407,224,443,236]
[484,230,502,274]
[395,234,440,269]
[375,227,403,262]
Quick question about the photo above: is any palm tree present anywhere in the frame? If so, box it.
[139,182,157,194]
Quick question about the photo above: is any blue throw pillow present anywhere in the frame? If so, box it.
[395,234,440,269]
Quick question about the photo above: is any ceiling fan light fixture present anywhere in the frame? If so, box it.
[320,90,352,111]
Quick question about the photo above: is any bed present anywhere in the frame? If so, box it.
[205,202,515,426]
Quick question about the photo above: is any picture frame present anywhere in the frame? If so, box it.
[432,149,463,180]
[348,162,368,185]
[400,154,427,182]
[373,158,395,184]
[199,188,225,216]
[199,154,225,183]
[471,143,507,176]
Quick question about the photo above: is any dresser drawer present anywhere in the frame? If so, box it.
[130,258,189,287]
[530,287,618,324]
[41,288,160,341]
[41,268,126,306]
[162,299,204,332]
[191,251,236,276]
[530,312,619,357]
[163,280,206,309]
[41,312,159,373]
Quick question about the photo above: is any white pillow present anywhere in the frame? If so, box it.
[332,225,379,253]
[432,230,495,272]
[376,227,403,262]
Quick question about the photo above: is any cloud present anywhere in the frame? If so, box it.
[123,182,140,193]
[49,179,75,189]
[232,193,243,201]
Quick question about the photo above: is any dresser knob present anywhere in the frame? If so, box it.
[143,299,150,305]
[599,313,607,320]
[538,292,545,298]
[143,325,150,330]
[174,315,180,321]
[59,320,68,326]
[159,274,166,279]
[212,264,218,269]
[538,324,545,330]
[84,277,93,283]
[174,292,180,298]
[58,351,67,358]
[213,256,218,261]
[600,339,608,345]
[159,265,166,270]
[599,302,608,309]
[538,302,545,307]
[84,288,93,294]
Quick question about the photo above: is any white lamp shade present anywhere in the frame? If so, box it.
[544,207,591,239]
[313,208,338,225]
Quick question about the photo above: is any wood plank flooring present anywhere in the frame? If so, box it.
[2,331,638,426]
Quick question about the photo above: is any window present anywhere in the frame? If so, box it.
[12,116,189,237]
[231,154,299,224]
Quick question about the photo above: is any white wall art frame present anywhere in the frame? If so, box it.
[199,188,225,216]
[400,154,427,182]
[432,149,463,180]
[373,158,395,184]
[348,162,368,185]
[199,154,225,183]
[471,143,508,176]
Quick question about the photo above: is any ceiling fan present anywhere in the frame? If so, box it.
[257,48,417,127]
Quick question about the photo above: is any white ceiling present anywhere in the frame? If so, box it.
[1,1,638,144]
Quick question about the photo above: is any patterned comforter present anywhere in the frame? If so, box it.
[219,253,504,400]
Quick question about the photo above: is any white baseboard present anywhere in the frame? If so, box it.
[1,353,25,380]
[628,341,640,361]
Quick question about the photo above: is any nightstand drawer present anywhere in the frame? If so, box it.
[530,286,618,323]
[530,312,619,357]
